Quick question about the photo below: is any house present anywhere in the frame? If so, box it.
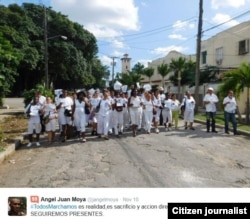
[201,21,250,70]
[200,21,250,113]
[140,21,250,112]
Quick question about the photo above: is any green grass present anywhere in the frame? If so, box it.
[195,113,250,132]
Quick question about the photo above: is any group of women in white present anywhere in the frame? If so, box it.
[25,86,196,146]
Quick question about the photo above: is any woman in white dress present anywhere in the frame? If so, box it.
[181,91,196,130]
[89,90,101,136]
[162,92,173,131]
[97,89,112,140]
[72,91,89,142]
[128,88,143,137]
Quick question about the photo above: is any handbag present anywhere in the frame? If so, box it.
[152,101,157,115]
[42,112,50,125]
[25,104,31,118]
[95,100,101,113]
[116,106,123,112]
[153,107,157,115]
[85,104,90,114]
[64,109,72,117]
[181,97,186,112]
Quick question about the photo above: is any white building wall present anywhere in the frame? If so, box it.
[201,21,250,69]
[201,21,250,113]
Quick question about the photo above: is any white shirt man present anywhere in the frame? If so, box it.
[203,87,219,113]
[203,87,219,133]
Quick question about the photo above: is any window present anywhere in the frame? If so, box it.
[215,47,223,65]
[239,39,249,55]
[201,51,207,64]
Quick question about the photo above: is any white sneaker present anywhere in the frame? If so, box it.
[27,142,32,147]
[36,142,40,147]
[82,138,87,143]
[156,129,159,134]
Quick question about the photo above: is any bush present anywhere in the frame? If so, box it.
[23,84,54,107]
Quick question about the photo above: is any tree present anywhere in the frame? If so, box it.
[142,67,154,84]
[187,65,219,88]
[157,63,171,89]
[91,59,110,89]
[170,57,187,99]
[117,70,143,88]
[219,62,250,124]
[0,3,99,93]
[0,32,22,105]
[131,62,144,74]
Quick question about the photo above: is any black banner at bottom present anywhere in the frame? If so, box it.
[168,203,250,218]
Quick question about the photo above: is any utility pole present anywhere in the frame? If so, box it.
[194,0,203,113]
[43,5,67,90]
[110,56,119,88]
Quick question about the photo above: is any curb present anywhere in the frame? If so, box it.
[194,119,250,137]
[0,105,9,109]
[0,138,22,164]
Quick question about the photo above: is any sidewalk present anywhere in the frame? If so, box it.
[0,98,25,163]
[194,118,250,137]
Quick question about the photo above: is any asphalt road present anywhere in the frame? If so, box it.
[0,119,250,188]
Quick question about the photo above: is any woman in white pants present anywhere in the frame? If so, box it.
[121,93,130,130]
[162,92,173,131]
[26,96,42,147]
[113,91,125,137]
[152,89,162,133]
[142,91,154,134]
[56,90,74,142]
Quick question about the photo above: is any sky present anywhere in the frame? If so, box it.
[2,0,250,76]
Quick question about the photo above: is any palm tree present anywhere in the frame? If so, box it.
[157,63,171,89]
[142,67,154,85]
[189,65,219,87]
[132,62,145,74]
[170,57,187,99]
[220,62,250,124]
[117,70,143,88]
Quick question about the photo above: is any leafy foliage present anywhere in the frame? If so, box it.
[0,3,106,100]
[189,65,220,87]
[142,67,154,84]
[157,63,171,88]
[23,84,54,107]
[218,62,250,123]
[169,57,195,86]
[116,62,144,88]
[0,32,22,106]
